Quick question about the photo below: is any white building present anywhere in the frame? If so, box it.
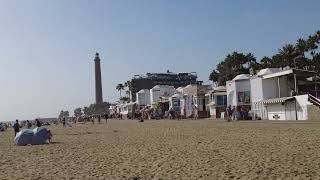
[251,68,319,120]
[136,89,151,106]
[109,105,117,116]
[169,93,182,112]
[180,84,212,118]
[226,74,251,109]
[118,102,136,119]
[150,85,176,106]
[205,86,227,118]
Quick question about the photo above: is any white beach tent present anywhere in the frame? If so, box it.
[14,127,51,146]
[32,127,50,145]
[14,129,34,146]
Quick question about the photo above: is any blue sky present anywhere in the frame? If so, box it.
[0,0,319,121]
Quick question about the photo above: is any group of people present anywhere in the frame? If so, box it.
[226,105,251,121]
[13,119,42,136]
[75,113,109,124]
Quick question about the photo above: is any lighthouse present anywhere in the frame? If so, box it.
[94,52,103,104]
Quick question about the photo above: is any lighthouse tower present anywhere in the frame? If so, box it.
[94,52,103,104]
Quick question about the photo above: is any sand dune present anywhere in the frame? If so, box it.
[1,120,320,179]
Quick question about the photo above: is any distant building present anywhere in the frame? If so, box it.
[131,71,200,101]
[136,89,151,106]
[226,74,251,109]
[181,84,212,118]
[205,86,227,119]
[150,85,176,106]
[251,68,319,120]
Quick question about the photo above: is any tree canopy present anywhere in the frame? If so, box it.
[58,110,69,119]
[74,102,111,117]
[209,30,320,85]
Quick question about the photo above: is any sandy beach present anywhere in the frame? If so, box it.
[1,119,320,179]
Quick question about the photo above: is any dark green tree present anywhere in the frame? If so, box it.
[58,110,69,119]
[74,107,83,117]
[209,52,257,85]
[116,83,125,98]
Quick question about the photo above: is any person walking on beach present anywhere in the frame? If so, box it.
[62,118,66,127]
[98,115,101,124]
[36,119,42,127]
[226,105,232,122]
[230,106,236,121]
[104,114,109,124]
[13,120,20,136]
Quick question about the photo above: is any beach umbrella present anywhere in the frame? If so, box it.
[14,129,34,146]
[32,127,49,145]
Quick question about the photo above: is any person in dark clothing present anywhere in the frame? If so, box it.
[26,120,32,128]
[98,116,101,124]
[104,114,109,124]
[36,119,41,127]
[62,118,66,127]
[13,120,20,136]
[47,130,52,143]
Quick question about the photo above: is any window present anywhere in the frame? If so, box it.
[217,95,227,106]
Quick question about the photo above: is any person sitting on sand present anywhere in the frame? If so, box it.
[13,120,20,136]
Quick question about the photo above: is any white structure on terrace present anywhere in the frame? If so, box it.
[150,85,176,106]
[136,89,150,106]
[226,74,251,108]
[251,68,317,120]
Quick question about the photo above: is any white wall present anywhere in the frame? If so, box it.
[262,78,279,99]
[265,95,310,121]
[227,81,236,106]
[235,80,251,106]
[227,79,251,107]
[150,85,176,105]
[267,104,286,120]
[296,95,311,120]
[251,77,263,103]
[251,75,296,120]
[260,76,292,100]
[136,89,150,106]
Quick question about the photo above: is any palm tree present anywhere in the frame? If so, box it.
[209,70,219,85]
[295,38,308,69]
[124,80,132,101]
[279,44,298,68]
[116,84,124,98]
[306,35,319,57]
[260,56,272,68]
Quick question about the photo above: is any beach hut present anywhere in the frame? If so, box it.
[169,93,182,112]
[119,102,137,119]
[182,84,212,118]
[226,74,251,117]
[136,89,151,107]
[205,86,227,118]
[251,68,320,120]
[150,85,176,107]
